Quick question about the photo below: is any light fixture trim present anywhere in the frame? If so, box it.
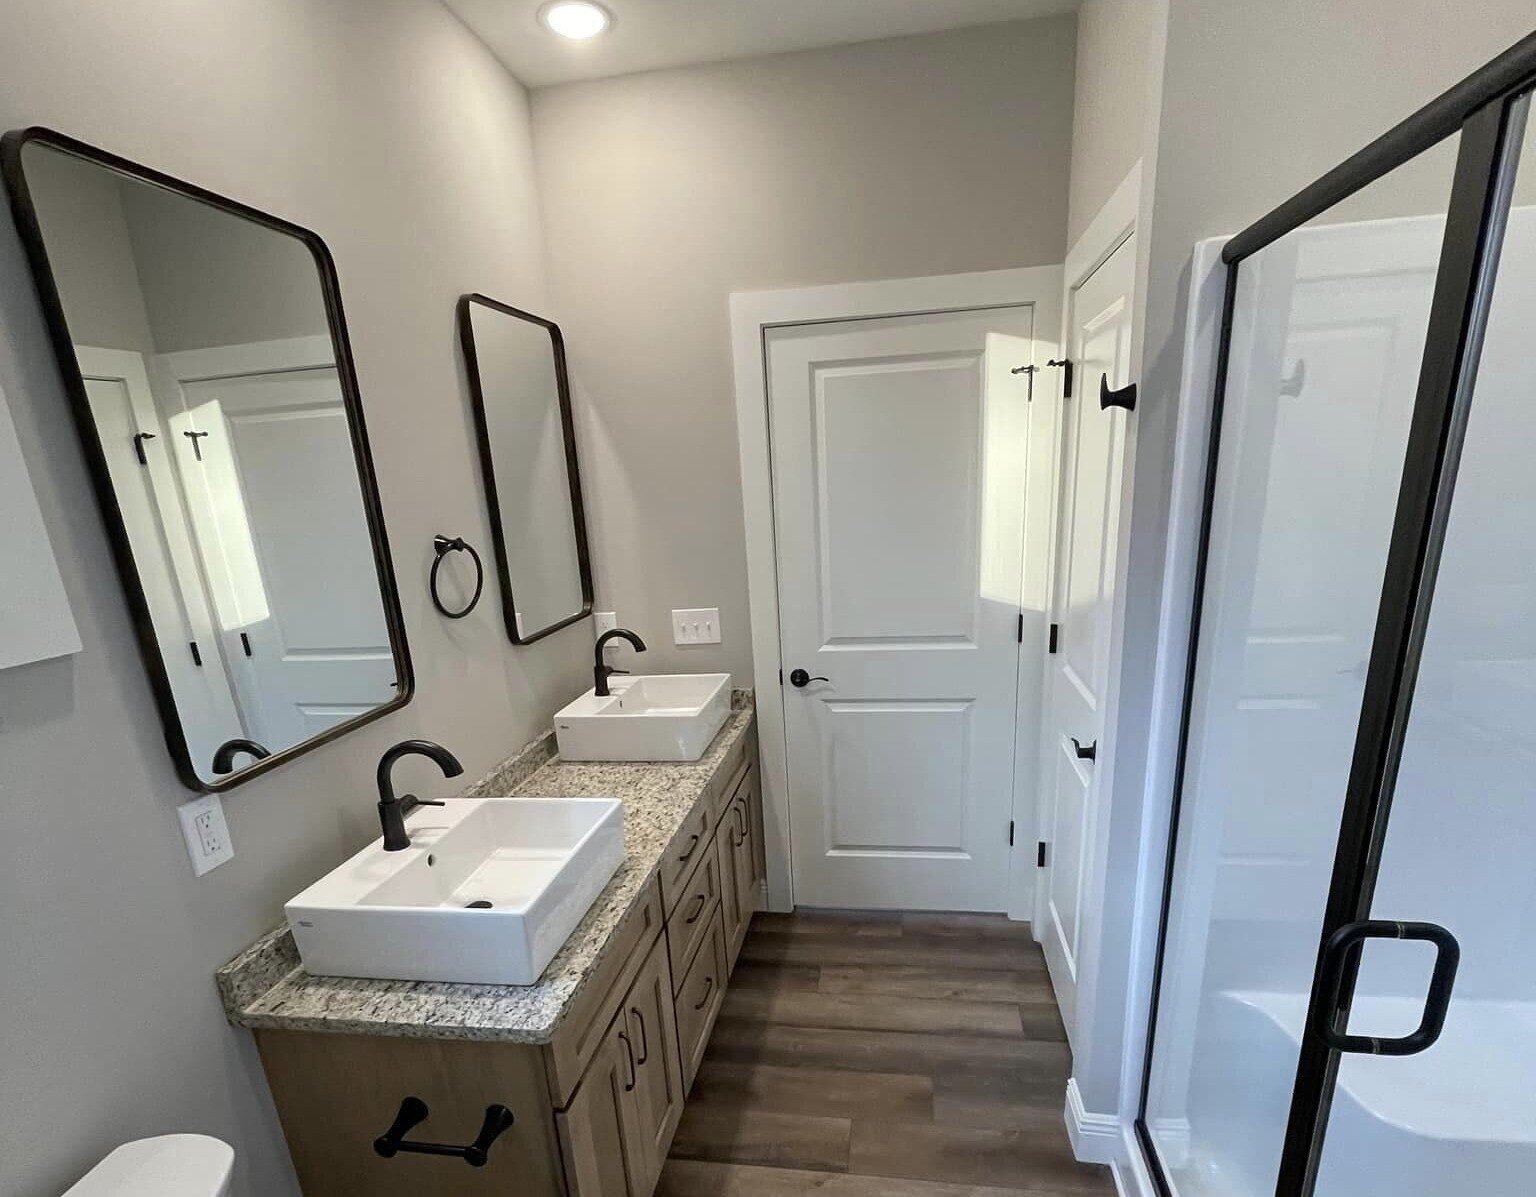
[538,0,613,40]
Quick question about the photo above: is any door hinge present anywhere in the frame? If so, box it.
[1037,841,1049,868]
[1047,358,1074,398]
[1048,623,1059,654]
[1016,613,1024,643]
[1008,820,1015,846]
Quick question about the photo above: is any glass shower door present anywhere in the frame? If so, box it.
[1310,91,1536,1197]
[1140,137,1461,1197]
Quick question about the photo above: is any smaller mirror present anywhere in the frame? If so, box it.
[458,295,593,643]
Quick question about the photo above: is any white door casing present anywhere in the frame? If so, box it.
[1036,232,1137,1039]
[769,307,1040,911]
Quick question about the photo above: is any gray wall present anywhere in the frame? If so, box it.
[1077,0,1536,1116]
[1066,0,1160,244]
[0,2,588,1194]
[529,18,1078,678]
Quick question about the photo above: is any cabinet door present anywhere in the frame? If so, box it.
[716,815,744,961]
[558,1023,640,1197]
[728,793,758,963]
[624,937,686,1190]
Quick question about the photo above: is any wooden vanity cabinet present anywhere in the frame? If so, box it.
[254,723,765,1197]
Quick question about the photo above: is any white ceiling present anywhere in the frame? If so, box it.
[443,0,1077,88]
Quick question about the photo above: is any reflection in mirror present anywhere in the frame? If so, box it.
[2,130,411,789]
[458,295,592,643]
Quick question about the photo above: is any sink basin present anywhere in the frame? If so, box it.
[286,796,624,986]
[555,673,731,762]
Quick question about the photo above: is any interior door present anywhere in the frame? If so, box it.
[173,362,395,746]
[769,306,1037,911]
[75,346,243,765]
[1036,233,1136,1037]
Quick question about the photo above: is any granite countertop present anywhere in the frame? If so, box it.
[217,693,754,1045]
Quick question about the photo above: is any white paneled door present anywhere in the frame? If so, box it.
[769,307,1039,911]
[1036,232,1136,1038]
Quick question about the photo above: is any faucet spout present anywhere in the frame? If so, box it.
[376,739,464,851]
[593,628,647,696]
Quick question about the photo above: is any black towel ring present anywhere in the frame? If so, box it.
[430,534,484,619]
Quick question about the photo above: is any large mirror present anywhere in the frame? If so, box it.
[1,128,412,790]
[458,294,592,643]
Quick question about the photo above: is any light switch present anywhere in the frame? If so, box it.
[178,794,234,877]
[672,608,721,645]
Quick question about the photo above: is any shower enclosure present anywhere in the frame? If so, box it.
[1139,32,1536,1197]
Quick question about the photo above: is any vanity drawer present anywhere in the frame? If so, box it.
[673,903,727,1089]
[666,840,721,987]
[707,751,750,828]
[256,1030,563,1197]
[658,800,713,915]
[544,878,664,1107]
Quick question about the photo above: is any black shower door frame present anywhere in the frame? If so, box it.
[1135,30,1536,1197]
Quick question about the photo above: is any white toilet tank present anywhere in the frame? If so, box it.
[65,1135,234,1197]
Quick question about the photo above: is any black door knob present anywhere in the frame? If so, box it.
[788,669,829,688]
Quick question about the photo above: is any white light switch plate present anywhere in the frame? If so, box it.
[178,794,234,877]
[672,608,721,645]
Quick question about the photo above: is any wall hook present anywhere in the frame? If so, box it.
[1100,373,1138,411]
[429,534,484,619]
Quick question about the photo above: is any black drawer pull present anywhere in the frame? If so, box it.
[619,1032,637,1091]
[373,1096,514,1168]
[684,892,707,925]
[694,975,715,1010]
[630,1007,648,1064]
[677,833,700,863]
[733,803,748,847]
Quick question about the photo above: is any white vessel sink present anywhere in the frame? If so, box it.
[286,796,624,986]
[555,673,731,762]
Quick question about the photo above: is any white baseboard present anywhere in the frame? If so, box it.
[1064,1078,1122,1166]
[1111,1121,1159,1197]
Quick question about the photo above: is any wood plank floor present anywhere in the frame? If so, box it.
[658,911,1115,1196]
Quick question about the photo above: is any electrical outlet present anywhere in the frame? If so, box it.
[672,608,721,645]
[593,611,618,637]
[178,794,234,877]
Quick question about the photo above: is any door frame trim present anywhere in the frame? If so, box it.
[1032,163,1143,938]
[729,266,1063,911]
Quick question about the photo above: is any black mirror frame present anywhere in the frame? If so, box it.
[456,293,594,645]
[0,126,415,792]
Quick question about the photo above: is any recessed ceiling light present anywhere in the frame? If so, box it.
[538,1,612,40]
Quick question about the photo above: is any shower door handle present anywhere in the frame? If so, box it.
[1309,920,1459,1056]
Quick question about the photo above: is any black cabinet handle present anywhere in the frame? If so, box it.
[1310,920,1459,1056]
[373,1097,514,1168]
[1100,373,1138,411]
[630,1007,648,1064]
[684,893,707,925]
[788,668,829,688]
[694,975,715,1010]
[677,833,700,863]
[618,1032,637,1091]
[733,802,748,847]
[1071,736,1097,761]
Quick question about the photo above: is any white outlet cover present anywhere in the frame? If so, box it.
[672,608,721,645]
[178,794,234,877]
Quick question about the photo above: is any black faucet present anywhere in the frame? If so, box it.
[594,628,646,696]
[211,737,270,775]
[377,740,464,851]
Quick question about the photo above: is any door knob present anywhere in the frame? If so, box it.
[1100,373,1138,411]
[1071,736,1097,761]
[788,669,829,688]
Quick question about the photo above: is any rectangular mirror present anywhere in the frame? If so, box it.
[458,294,593,643]
[1,128,412,790]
